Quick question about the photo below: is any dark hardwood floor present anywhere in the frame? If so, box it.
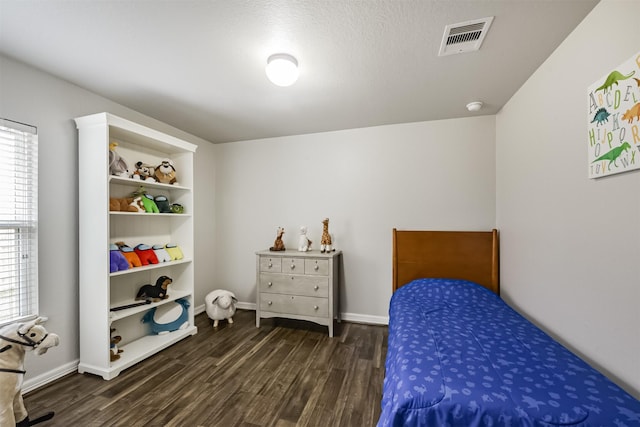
[23,310,388,427]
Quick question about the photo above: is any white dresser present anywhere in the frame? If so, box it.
[256,250,341,337]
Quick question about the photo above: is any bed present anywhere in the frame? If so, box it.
[379,229,640,427]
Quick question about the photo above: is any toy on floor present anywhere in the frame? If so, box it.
[205,290,237,328]
[269,227,285,251]
[0,317,59,427]
[298,226,312,252]
[320,218,335,253]
[142,298,190,335]
[110,328,123,362]
[154,158,177,185]
[135,275,172,302]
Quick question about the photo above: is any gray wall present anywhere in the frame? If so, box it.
[496,0,640,398]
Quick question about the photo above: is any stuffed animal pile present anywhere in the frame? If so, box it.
[109,242,184,272]
[107,145,178,186]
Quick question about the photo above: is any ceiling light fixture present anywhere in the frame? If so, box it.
[466,101,483,112]
[265,53,299,87]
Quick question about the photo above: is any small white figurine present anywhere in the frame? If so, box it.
[298,226,312,252]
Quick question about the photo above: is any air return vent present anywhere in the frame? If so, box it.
[438,17,494,56]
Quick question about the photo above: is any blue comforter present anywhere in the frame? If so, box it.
[378,279,640,426]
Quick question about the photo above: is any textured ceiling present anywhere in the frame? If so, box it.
[0,1,599,143]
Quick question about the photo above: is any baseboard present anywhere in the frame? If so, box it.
[22,359,78,394]
[197,301,388,325]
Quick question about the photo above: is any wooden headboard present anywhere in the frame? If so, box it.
[392,229,499,295]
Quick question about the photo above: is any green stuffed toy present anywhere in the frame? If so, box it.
[141,194,159,213]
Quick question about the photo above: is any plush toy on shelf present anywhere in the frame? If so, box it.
[134,244,159,265]
[115,242,142,268]
[142,298,190,335]
[132,161,156,182]
[110,243,130,272]
[0,317,59,427]
[140,194,160,213]
[205,290,238,328]
[164,243,184,260]
[135,275,172,302]
[154,195,172,213]
[108,142,130,178]
[298,226,312,252]
[110,328,123,362]
[152,244,172,262]
[154,158,177,185]
[109,197,143,212]
[269,227,286,251]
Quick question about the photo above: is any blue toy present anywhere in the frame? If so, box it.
[109,243,129,272]
[141,298,190,335]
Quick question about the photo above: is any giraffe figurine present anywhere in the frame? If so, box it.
[320,218,335,253]
[269,227,286,251]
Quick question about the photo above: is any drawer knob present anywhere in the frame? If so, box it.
[313,305,319,310]
[268,301,273,305]
[314,285,319,291]
[290,264,295,269]
[314,265,319,271]
[268,282,273,287]
[268,263,273,268]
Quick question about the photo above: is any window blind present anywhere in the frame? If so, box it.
[0,119,38,326]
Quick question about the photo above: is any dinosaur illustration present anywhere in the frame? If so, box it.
[595,70,635,92]
[591,107,610,126]
[621,102,640,123]
[592,142,631,167]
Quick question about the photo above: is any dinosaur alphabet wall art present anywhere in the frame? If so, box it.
[588,51,640,178]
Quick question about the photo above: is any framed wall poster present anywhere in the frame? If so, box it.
[587,51,640,179]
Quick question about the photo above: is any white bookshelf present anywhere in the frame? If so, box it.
[75,112,198,380]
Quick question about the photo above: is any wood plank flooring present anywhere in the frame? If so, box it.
[22,310,388,427]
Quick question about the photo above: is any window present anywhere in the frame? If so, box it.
[0,119,38,326]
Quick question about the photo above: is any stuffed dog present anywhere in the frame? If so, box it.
[135,276,172,302]
[0,317,59,426]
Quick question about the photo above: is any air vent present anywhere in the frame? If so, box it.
[438,17,494,56]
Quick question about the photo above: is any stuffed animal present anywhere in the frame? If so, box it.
[0,317,59,427]
[132,161,156,182]
[134,244,159,265]
[320,218,335,253]
[270,227,286,251]
[152,244,172,262]
[110,243,130,272]
[170,203,184,214]
[128,197,145,212]
[135,275,172,302]
[109,197,143,212]
[164,243,184,260]
[298,226,312,252]
[140,194,160,213]
[142,298,190,335]
[154,195,172,213]
[205,290,238,328]
[154,158,177,185]
[115,242,143,268]
[108,142,130,177]
[110,328,123,362]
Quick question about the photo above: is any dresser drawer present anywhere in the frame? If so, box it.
[260,293,328,317]
[305,259,329,275]
[280,257,304,274]
[259,257,282,272]
[260,273,328,297]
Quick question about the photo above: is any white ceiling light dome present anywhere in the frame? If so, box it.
[265,53,299,87]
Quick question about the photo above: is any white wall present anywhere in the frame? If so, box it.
[0,55,214,388]
[213,117,496,321]
[496,0,640,398]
